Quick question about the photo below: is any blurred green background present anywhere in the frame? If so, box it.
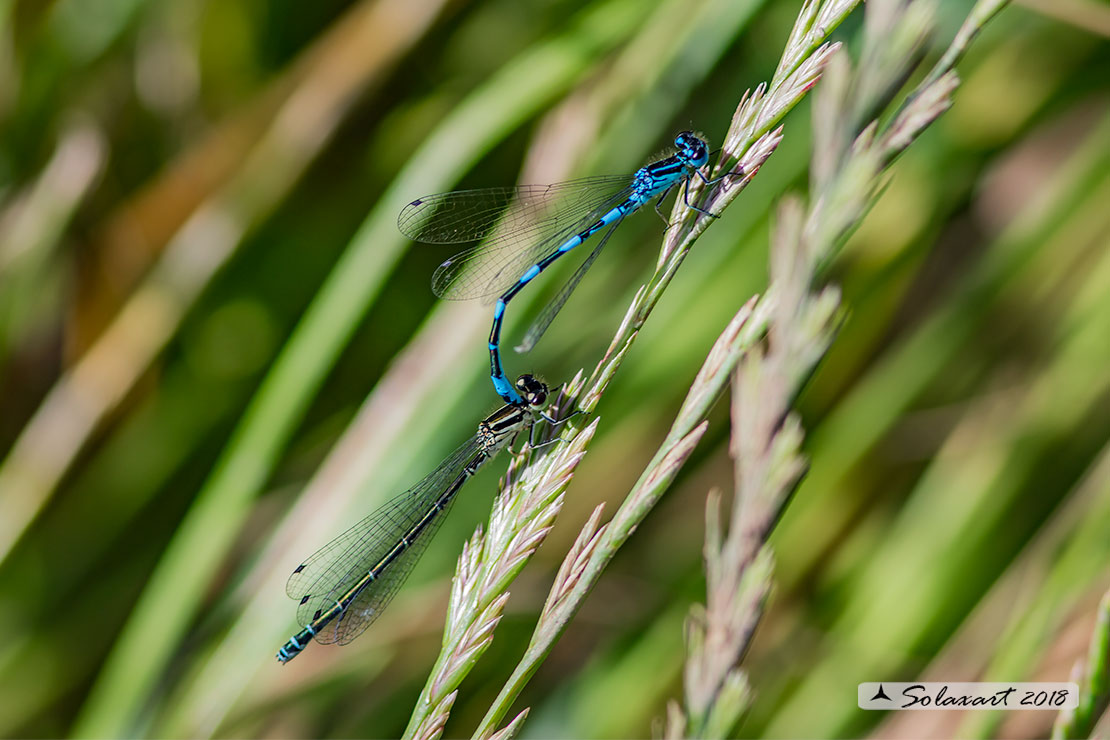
[1,0,1109,737]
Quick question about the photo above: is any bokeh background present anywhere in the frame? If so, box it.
[1,0,1109,737]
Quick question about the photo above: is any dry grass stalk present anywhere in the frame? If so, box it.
[465,0,863,733]
[673,1,1008,737]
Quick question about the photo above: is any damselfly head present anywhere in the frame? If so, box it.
[674,131,709,168]
[515,374,548,407]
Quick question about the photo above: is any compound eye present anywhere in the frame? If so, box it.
[514,374,548,406]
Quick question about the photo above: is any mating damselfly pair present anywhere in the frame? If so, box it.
[277,131,737,662]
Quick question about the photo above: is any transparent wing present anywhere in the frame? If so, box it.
[286,438,480,644]
[397,176,632,244]
[515,212,627,354]
[397,176,634,301]
[332,494,455,645]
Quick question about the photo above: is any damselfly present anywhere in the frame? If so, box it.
[399,131,736,405]
[277,375,550,663]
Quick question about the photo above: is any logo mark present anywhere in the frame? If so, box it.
[870,684,892,702]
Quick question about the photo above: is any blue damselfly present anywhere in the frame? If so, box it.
[277,375,550,663]
[398,131,736,405]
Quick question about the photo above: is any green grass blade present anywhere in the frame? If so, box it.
[70,2,649,736]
